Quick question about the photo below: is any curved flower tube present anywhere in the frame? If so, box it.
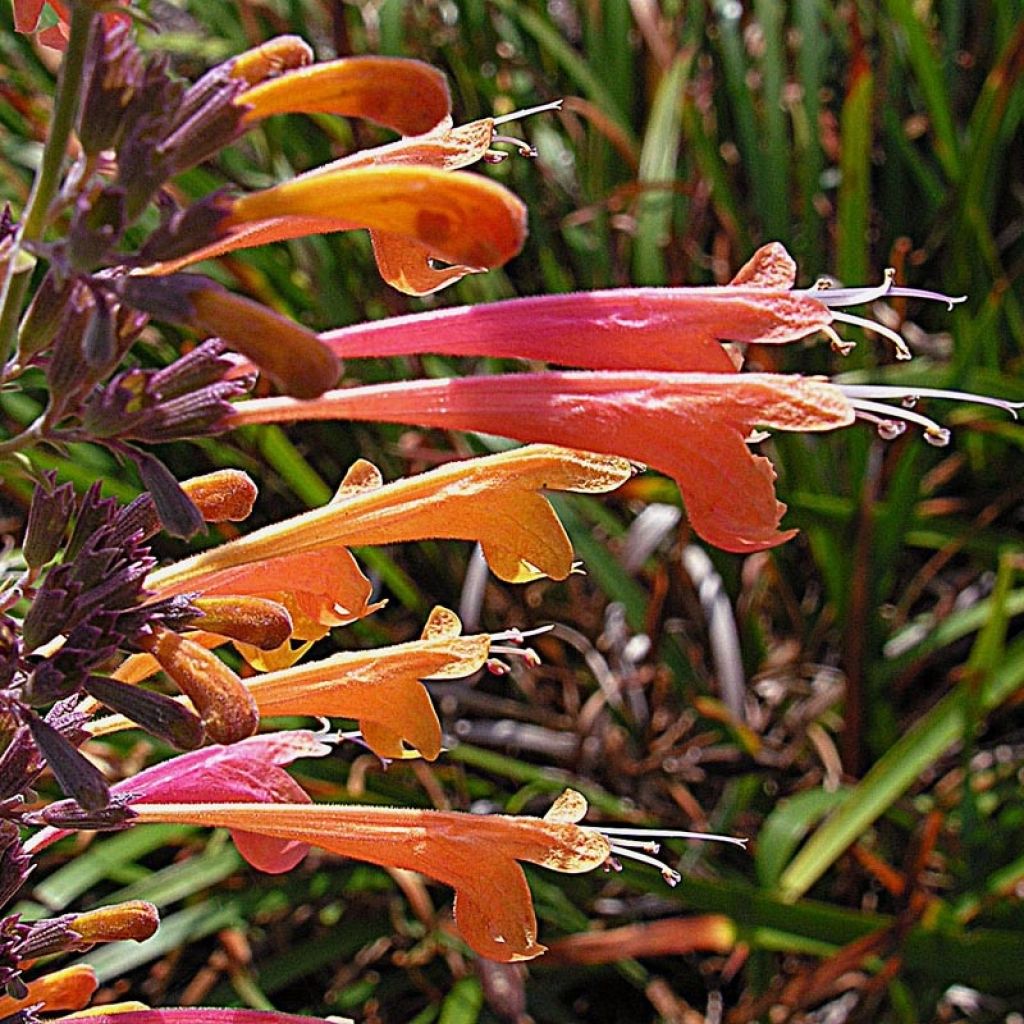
[131,791,611,961]
[238,55,451,136]
[147,445,633,592]
[248,606,491,760]
[228,373,854,553]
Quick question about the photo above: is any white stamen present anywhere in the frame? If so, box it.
[830,311,913,360]
[490,624,554,644]
[608,844,682,886]
[839,385,1024,421]
[600,826,749,850]
[492,99,564,126]
[847,397,948,439]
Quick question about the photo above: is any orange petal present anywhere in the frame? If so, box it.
[225,165,526,273]
[247,606,489,759]
[155,543,381,640]
[227,36,314,86]
[729,241,797,289]
[228,373,854,553]
[147,446,633,593]
[239,56,451,136]
[0,966,97,1015]
[133,795,610,962]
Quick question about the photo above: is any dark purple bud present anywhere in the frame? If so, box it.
[133,450,204,539]
[17,270,74,361]
[110,493,161,545]
[133,377,252,443]
[78,19,144,156]
[44,695,90,746]
[139,191,233,265]
[117,273,204,323]
[65,483,116,561]
[35,795,135,831]
[23,473,76,569]
[21,585,70,653]
[24,712,110,811]
[68,188,126,271]
[159,73,248,176]
[0,821,32,907]
[83,675,205,750]
[45,283,95,415]
[0,727,36,802]
[23,660,73,707]
[82,290,117,370]
[150,339,236,399]
[0,617,19,688]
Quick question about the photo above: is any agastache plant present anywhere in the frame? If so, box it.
[0,3,1019,1022]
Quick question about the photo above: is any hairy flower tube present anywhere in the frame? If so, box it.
[225,243,1020,553]
[129,789,744,962]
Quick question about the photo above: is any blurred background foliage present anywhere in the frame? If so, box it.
[2,1,1024,1022]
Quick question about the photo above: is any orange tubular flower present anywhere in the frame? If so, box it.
[132,790,611,962]
[247,606,491,760]
[0,965,97,1016]
[146,445,633,595]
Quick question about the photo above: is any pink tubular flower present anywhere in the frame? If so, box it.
[27,731,331,872]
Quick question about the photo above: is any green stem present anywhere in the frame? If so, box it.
[0,5,94,370]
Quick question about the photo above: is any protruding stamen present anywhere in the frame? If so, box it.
[840,385,1024,421]
[490,134,538,158]
[491,99,564,126]
[798,271,966,311]
[829,310,913,360]
[846,397,949,442]
[600,826,750,851]
[607,844,682,886]
[490,623,554,644]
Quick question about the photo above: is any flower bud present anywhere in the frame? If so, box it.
[17,269,74,360]
[186,596,293,649]
[83,675,205,750]
[181,469,258,522]
[229,35,314,85]
[23,473,75,569]
[78,19,144,156]
[140,626,259,745]
[70,901,160,946]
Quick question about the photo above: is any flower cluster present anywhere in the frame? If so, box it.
[1,5,1018,1024]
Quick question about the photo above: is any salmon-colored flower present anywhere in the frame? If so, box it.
[247,606,491,760]
[229,372,853,553]
[129,789,745,961]
[147,445,633,594]
[131,790,607,961]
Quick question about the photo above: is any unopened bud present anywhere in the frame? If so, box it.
[229,35,314,85]
[83,675,205,750]
[189,286,340,399]
[187,596,293,649]
[181,469,258,522]
[70,901,160,946]
[23,473,75,568]
[141,625,259,744]
[18,269,74,360]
